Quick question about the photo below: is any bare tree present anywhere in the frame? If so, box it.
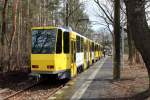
[125,0,150,87]
[113,0,121,80]
[1,0,8,45]
[94,0,144,65]
[9,0,19,71]
[0,0,8,71]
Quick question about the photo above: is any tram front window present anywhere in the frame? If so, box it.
[32,29,56,54]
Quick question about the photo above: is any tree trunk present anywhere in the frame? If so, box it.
[113,0,121,80]
[17,0,22,69]
[1,0,8,71]
[112,33,115,68]
[9,0,19,71]
[134,49,140,64]
[1,0,8,45]
[125,0,137,65]
[125,0,150,88]
[127,22,134,64]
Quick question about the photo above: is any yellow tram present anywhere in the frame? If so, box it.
[31,26,102,79]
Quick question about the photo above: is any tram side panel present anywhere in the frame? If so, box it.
[76,35,84,72]
[91,42,95,63]
[84,39,89,69]
[95,44,99,61]
[87,40,90,66]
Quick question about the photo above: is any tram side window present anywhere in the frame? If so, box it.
[96,45,97,51]
[63,32,70,53]
[97,45,98,51]
[56,29,62,53]
[77,36,80,52]
[81,38,83,52]
[90,43,92,51]
[96,45,98,51]
[92,42,94,52]
[84,42,87,52]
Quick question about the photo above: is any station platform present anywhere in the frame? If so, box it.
[49,56,113,100]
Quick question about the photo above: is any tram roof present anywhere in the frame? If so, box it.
[31,26,100,45]
[31,26,57,30]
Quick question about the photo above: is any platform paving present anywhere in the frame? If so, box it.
[50,56,114,100]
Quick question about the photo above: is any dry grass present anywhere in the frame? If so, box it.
[108,55,149,98]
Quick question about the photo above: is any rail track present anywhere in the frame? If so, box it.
[2,80,39,100]
[0,77,36,100]
[0,78,69,100]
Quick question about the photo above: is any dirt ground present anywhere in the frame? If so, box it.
[0,72,29,88]
[109,55,150,99]
[0,55,150,99]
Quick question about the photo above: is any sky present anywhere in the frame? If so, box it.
[82,0,107,31]
[82,0,150,32]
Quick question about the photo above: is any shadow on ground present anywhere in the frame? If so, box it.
[0,71,69,92]
[0,71,30,89]
[80,89,150,100]
[0,72,149,99]
[83,78,150,100]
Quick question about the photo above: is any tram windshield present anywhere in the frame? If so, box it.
[32,29,57,54]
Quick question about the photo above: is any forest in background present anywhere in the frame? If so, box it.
[0,0,92,72]
[0,0,150,82]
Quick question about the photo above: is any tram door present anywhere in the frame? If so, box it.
[84,42,87,69]
[71,40,77,77]
[90,43,92,64]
